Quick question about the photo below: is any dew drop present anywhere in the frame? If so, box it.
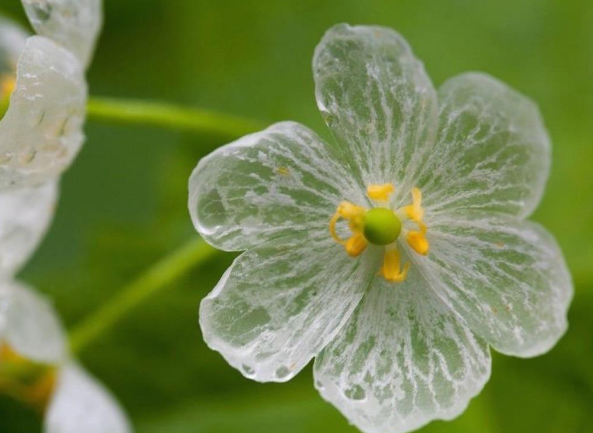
[275,366,290,380]
[241,364,255,377]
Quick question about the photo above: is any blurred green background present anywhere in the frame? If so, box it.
[1,0,593,432]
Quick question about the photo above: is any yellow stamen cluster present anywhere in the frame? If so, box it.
[0,344,57,412]
[329,183,430,283]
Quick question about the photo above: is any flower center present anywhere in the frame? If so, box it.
[329,183,430,283]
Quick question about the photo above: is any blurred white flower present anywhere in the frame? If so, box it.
[0,281,131,433]
[189,24,573,433]
[0,181,57,279]
[0,0,102,190]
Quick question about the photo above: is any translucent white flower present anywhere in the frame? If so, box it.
[0,0,102,190]
[188,24,573,433]
[0,281,132,433]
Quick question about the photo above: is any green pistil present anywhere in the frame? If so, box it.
[363,208,401,245]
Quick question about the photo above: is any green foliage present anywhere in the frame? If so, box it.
[1,0,593,432]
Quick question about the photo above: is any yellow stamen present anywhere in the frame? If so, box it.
[329,185,429,284]
[367,183,395,202]
[403,187,424,222]
[345,233,368,257]
[407,232,429,255]
[329,201,366,245]
[380,247,410,283]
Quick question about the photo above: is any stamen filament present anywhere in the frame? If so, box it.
[380,247,410,283]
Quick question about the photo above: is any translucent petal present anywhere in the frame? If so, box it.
[313,24,438,194]
[200,233,380,382]
[45,363,131,433]
[0,36,87,190]
[419,73,550,218]
[0,182,58,278]
[0,281,66,364]
[22,0,102,68]
[422,215,573,357]
[189,121,364,251]
[0,18,28,76]
[314,273,491,433]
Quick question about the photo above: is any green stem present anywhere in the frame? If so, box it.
[69,239,218,355]
[1,94,265,137]
[86,97,265,137]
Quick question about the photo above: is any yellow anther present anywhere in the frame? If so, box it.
[403,187,424,222]
[345,233,368,257]
[329,201,366,245]
[380,247,410,283]
[367,183,395,202]
[407,220,429,256]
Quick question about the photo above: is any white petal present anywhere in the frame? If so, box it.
[189,121,364,251]
[0,18,28,74]
[313,24,438,193]
[0,182,58,278]
[420,73,550,218]
[45,363,132,433]
[314,273,491,433]
[22,0,102,68]
[0,281,66,363]
[0,36,87,190]
[423,216,573,357]
[200,233,380,382]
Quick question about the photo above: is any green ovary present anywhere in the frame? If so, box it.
[363,208,401,246]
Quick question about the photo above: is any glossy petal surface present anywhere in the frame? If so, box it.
[0,36,86,190]
[420,73,550,218]
[200,234,379,382]
[189,121,364,251]
[0,282,65,364]
[424,216,573,357]
[0,182,58,278]
[313,24,438,197]
[46,363,131,433]
[314,272,491,433]
[22,0,102,67]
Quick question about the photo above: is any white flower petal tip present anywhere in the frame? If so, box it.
[312,277,492,433]
[22,0,103,68]
[199,234,380,383]
[0,35,87,190]
[45,363,132,433]
[428,218,573,359]
[313,24,438,190]
[0,182,59,278]
[421,72,551,219]
[191,22,572,433]
[0,281,66,364]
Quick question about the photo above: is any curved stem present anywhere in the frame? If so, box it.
[86,97,266,138]
[69,239,218,355]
